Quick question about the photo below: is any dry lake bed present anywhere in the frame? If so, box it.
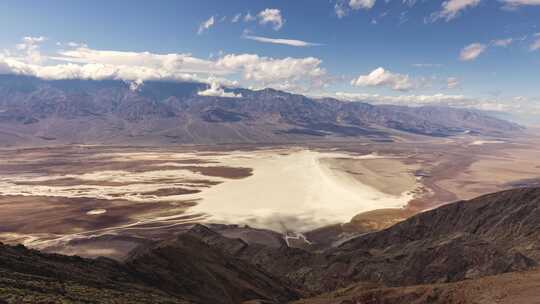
[1,134,539,259]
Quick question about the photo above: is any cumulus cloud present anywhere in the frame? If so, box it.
[334,0,377,18]
[243,35,321,47]
[349,0,376,10]
[0,58,211,86]
[15,36,47,64]
[351,67,414,91]
[0,38,327,92]
[0,54,13,74]
[430,0,481,22]
[197,80,242,98]
[257,8,284,30]
[216,54,326,88]
[459,43,487,61]
[129,78,144,91]
[53,47,225,75]
[198,16,215,35]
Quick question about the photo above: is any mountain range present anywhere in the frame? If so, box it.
[1,187,540,303]
[0,75,522,146]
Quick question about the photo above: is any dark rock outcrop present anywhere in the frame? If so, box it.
[187,188,540,294]
[126,229,300,304]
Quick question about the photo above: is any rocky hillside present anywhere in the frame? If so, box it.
[0,233,298,304]
[1,187,540,303]
[0,75,521,146]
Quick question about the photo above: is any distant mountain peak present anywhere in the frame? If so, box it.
[0,75,522,146]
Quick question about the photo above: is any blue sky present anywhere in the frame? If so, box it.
[0,0,539,117]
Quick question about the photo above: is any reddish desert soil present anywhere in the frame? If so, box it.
[178,165,253,179]
[292,268,540,304]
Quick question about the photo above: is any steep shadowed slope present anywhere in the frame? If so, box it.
[1,188,540,303]
[186,188,540,294]
[0,230,299,304]
[0,243,186,303]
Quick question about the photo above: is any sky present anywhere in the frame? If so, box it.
[0,0,539,120]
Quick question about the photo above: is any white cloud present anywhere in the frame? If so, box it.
[67,41,88,48]
[56,41,88,48]
[244,12,256,22]
[231,13,242,23]
[129,78,144,91]
[197,16,215,35]
[0,38,326,92]
[531,40,540,51]
[334,0,377,18]
[15,36,47,64]
[501,0,540,7]
[1,43,220,84]
[333,91,540,115]
[430,0,481,22]
[216,54,326,88]
[351,67,414,91]
[530,34,540,51]
[53,47,224,75]
[459,43,487,61]
[257,8,284,30]
[21,36,46,44]
[334,0,420,18]
[492,38,514,47]
[402,0,418,6]
[1,59,210,86]
[349,0,376,10]
[197,80,242,98]
[459,37,517,60]
[447,77,460,89]
[334,2,348,18]
[335,92,472,106]
[243,35,321,47]
[412,63,443,68]
[0,54,13,74]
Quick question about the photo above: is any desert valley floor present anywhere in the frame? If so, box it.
[1,131,540,260]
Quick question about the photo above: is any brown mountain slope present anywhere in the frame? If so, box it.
[292,268,540,304]
[0,243,186,303]
[185,188,540,295]
[1,187,540,303]
[125,232,300,304]
[0,232,299,304]
[0,75,522,146]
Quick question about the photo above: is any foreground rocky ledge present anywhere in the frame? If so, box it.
[1,187,540,304]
